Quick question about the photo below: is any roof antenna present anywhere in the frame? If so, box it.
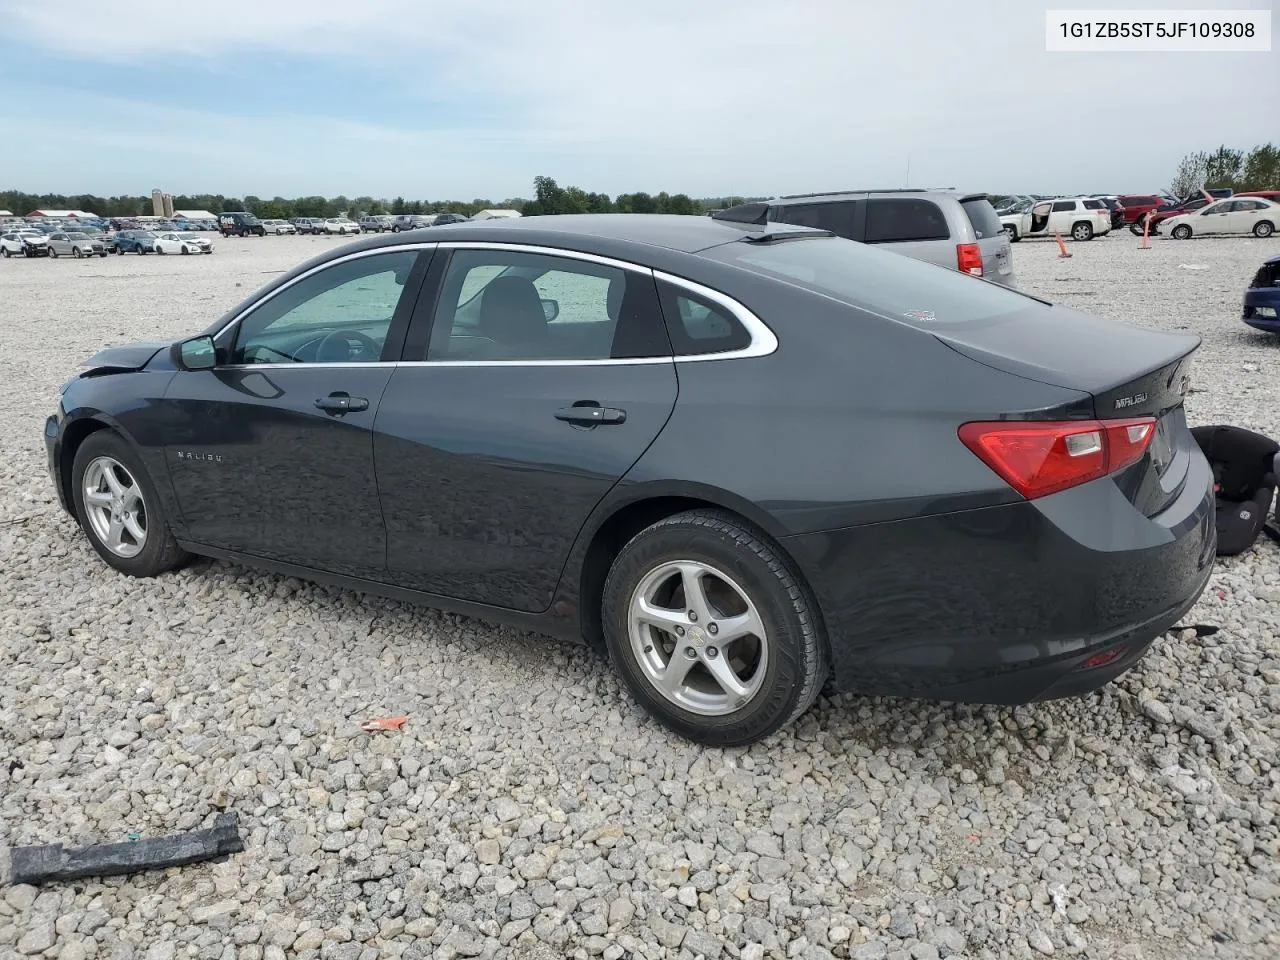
[905,155,911,187]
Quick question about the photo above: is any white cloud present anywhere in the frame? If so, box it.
[0,0,1275,197]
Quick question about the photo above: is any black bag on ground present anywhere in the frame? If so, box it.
[1190,425,1280,556]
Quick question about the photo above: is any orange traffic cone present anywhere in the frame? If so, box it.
[1054,230,1072,258]
[1139,213,1152,250]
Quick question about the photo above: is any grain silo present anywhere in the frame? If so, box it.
[151,189,165,217]
[162,194,175,218]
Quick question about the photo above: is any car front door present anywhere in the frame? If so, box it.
[372,244,679,613]
[159,246,431,578]
[1197,201,1231,234]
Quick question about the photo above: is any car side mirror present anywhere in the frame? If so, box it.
[541,298,560,321]
[172,335,217,371]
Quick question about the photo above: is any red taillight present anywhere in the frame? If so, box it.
[958,417,1157,499]
[956,242,983,277]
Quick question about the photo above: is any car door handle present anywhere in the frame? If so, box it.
[315,394,368,414]
[555,404,626,425]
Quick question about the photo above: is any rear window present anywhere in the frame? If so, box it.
[703,235,1040,328]
[960,198,1002,239]
[864,198,949,242]
[772,200,858,239]
[1083,199,1106,210]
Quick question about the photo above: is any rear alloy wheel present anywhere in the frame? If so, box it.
[1172,224,1192,240]
[1003,225,1019,242]
[602,509,827,746]
[73,247,83,259]
[1255,221,1275,238]
[1071,222,1094,241]
[71,431,188,577]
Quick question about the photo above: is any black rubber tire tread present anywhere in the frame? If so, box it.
[71,430,189,578]
[601,508,828,746]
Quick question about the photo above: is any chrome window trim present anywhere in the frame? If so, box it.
[207,239,778,371]
[211,242,440,340]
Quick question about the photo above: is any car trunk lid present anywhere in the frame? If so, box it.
[933,304,1200,515]
[959,195,1014,282]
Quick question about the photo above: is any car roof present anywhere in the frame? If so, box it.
[766,188,987,205]
[355,213,825,255]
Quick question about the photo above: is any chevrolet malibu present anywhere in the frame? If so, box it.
[45,214,1215,745]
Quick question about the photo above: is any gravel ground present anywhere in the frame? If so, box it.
[2,229,1279,960]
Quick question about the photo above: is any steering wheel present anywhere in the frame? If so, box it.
[314,330,381,363]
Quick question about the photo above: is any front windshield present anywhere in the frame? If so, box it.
[702,234,1043,328]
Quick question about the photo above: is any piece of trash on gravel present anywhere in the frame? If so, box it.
[1178,264,1209,270]
[361,715,408,732]
[9,812,244,885]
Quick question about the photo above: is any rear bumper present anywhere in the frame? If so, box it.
[785,453,1216,705]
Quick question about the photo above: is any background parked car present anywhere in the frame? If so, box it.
[1000,197,1112,241]
[323,217,360,235]
[359,215,389,233]
[432,212,471,225]
[1142,196,1213,235]
[218,212,265,237]
[261,219,298,235]
[1243,254,1280,333]
[48,231,107,258]
[0,229,50,257]
[1117,195,1168,229]
[1092,196,1127,231]
[391,214,433,232]
[113,230,157,254]
[712,189,1015,285]
[292,217,325,234]
[154,231,215,254]
[1164,198,1279,240]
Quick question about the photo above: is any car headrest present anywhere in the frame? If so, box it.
[479,276,546,343]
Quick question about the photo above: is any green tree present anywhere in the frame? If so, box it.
[1203,145,1244,190]
[1167,152,1207,198]
[1242,143,1280,190]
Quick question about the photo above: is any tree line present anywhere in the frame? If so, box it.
[1,177,765,221]
[1168,142,1280,198]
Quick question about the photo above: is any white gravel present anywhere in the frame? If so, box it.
[2,230,1279,960]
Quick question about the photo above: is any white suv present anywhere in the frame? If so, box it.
[1000,197,1113,242]
[323,218,360,235]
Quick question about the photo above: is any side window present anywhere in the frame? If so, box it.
[231,250,419,365]
[656,281,752,356]
[864,199,949,243]
[424,249,670,362]
[1051,201,1076,212]
[773,201,859,239]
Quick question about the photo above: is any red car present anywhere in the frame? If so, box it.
[1118,195,1168,228]
[1236,190,1280,203]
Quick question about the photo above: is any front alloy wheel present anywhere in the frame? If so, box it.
[71,431,188,577]
[1071,222,1094,241]
[81,456,148,558]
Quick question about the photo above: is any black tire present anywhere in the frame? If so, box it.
[1,247,9,258]
[49,247,58,258]
[1172,224,1192,240]
[70,430,189,578]
[1071,222,1093,241]
[1254,221,1274,238]
[601,509,828,746]
[1003,225,1019,242]
[181,246,190,255]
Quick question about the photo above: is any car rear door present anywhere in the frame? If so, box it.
[372,242,678,613]
[159,246,432,578]
[768,199,863,241]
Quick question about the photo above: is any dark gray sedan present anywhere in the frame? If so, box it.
[48,231,107,258]
[43,214,1214,745]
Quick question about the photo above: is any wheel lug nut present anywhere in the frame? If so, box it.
[684,647,696,659]
[688,611,698,622]
[706,646,719,659]
[675,626,685,637]
[708,623,718,635]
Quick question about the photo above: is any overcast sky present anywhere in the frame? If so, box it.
[0,0,1275,201]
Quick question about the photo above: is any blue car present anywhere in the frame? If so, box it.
[1243,254,1280,333]
[113,230,158,254]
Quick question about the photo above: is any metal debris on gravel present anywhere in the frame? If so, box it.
[2,232,1279,959]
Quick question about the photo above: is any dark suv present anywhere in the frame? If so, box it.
[218,212,266,237]
[712,189,1015,286]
